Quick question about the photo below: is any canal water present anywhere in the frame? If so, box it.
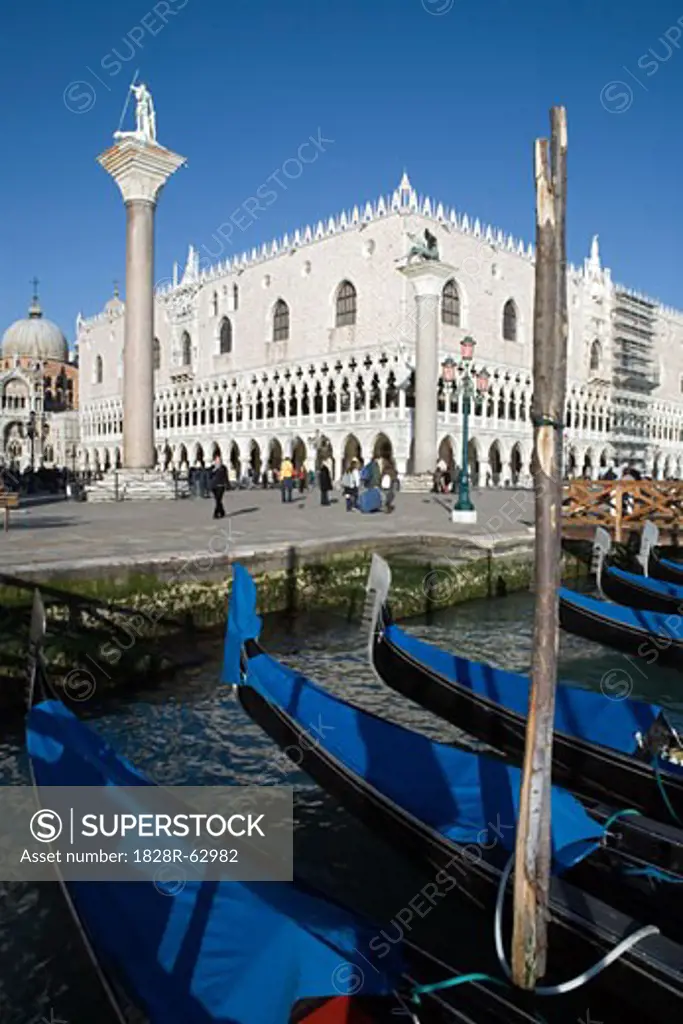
[0,589,681,1024]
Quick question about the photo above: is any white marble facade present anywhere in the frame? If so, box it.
[76,174,683,485]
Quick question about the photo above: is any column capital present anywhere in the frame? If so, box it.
[397,260,457,298]
[98,138,186,205]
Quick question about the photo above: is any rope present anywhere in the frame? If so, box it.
[411,971,505,1004]
[653,758,683,826]
[623,865,683,884]
[494,854,660,995]
[531,414,564,430]
[603,807,640,832]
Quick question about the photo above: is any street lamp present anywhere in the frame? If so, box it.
[443,336,490,516]
[25,410,37,474]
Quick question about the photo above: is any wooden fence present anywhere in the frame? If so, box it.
[562,480,683,543]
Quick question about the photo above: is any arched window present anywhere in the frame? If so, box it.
[502,299,518,341]
[182,331,192,366]
[590,339,601,373]
[211,292,218,317]
[441,279,461,327]
[273,299,290,342]
[335,280,357,327]
[95,355,103,384]
[233,283,239,311]
[219,317,233,354]
[152,337,161,371]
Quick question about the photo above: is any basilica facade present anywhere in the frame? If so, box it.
[76,173,683,486]
[0,288,79,475]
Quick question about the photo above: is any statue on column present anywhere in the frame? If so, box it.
[403,229,440,264]
[114,82,157,144]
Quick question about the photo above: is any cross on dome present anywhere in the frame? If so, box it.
[29,277,42,318]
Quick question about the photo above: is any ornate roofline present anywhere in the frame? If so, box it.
[78,172,682,328]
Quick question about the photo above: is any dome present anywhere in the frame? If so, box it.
[104,283,124,315]
[2,289,68,362]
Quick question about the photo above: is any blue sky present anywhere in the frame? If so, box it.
[2,0,683,345]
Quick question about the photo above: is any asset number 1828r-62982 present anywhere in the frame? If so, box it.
[132,849,239,863]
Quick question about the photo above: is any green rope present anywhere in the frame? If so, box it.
[603,807,640,831]
[411,972,505,1004]
[531,414,564,429]
[653,758,683,826]
[411,972,549,1023]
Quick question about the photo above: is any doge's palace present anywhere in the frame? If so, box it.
[77,169,683,488]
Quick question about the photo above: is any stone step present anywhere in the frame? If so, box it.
[85,473,190,502]
[398,473,435,493]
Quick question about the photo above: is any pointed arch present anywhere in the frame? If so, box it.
[219,317,233,355]
[152,337,161,372]
[510,442,523,485]
[267,438,282,470]
[372,432,395,468]
[273,299,290,341]
[95,355,103,384]
[502,299,518,341]
[291,436,307,468]
[441,278,461,327]
[335,280,357,326]
[342,433,362,470]
[589,339,602,373]
[488,441,503,486]
[181,331,192,366]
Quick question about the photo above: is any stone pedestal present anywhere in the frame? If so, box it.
[399,472,435,493]
[451,508,477,525]
[86,470,189,502]
[398,261,456,477]
[98,138,186,471]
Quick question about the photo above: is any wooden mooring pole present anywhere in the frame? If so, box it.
[511,106,568,989]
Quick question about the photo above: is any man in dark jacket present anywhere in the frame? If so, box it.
[319,461,332,506]
[210,455,228,518]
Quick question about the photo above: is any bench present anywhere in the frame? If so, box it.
[0,492,19,532]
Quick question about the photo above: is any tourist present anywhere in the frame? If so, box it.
[381,461,395,513]
[280,456,294,502]
[319,460,333,506]
[210,455,228,519]
[298,462,307,494]
[342,459,360,511]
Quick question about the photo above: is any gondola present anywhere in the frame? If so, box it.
[591,525,683,615]
[366,553,683,828]
[558,586,683,669]
[224,564,683,1021]
[25,592,524,1024]
[636,521,683,585]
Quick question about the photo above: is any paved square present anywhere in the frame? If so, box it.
[2,487,535,579]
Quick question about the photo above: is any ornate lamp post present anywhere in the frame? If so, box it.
[443,336,490,520]
[26,410,37,474]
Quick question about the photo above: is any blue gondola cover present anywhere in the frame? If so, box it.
[26,699,402,1024]
[385,619,660,758]
[607,565,683,601]
[224,566,605,875]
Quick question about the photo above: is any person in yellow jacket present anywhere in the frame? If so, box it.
[280,456,294,503]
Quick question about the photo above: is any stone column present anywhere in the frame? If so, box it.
[398,261,455,486]
[98,138,185,470]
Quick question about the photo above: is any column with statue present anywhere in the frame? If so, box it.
[93,83,186,498]
[397,231,456,490]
